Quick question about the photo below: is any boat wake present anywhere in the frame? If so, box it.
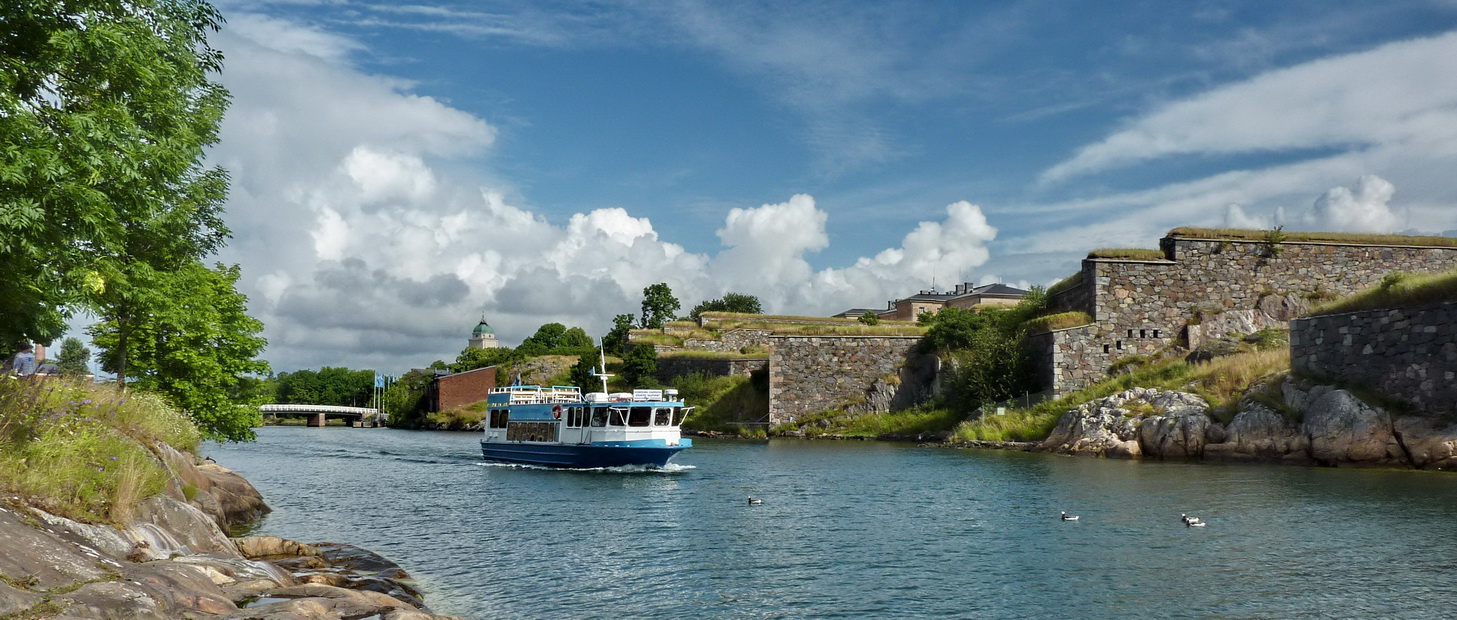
[476,461,696,474]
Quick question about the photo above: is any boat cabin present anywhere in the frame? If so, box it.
[484,386,689,445]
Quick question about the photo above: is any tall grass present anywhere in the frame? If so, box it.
[953,348,1290,443]
[785,405,966,438]
[1309,270,1457,316]
[1086,248,1169,260]
[1167,227,1457,247]
[0,377,200,523]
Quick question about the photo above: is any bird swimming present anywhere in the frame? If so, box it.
[1060,511,1079,521]
[748,497,763,505]
[1181,513,1201,525]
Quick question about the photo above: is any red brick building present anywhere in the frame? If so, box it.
[427,366,497,412]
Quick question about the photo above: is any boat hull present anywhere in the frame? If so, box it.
[480,439,691,469]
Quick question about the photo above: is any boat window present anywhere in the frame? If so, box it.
[673,407,691,426]
[610,407,629,426]
[505,421,556,442]
[628,406,652,427]
[653,407,672,426]
[567,406,586,428]
[591,407,608,427]
[488,409,509,429]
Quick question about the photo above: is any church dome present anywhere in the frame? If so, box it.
[472,318,495,336]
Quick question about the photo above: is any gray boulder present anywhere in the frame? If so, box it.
[1303,389,1404,466]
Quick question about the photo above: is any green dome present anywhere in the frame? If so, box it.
[472,318,495,336]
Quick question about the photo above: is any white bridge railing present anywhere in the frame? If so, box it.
[259,404,380,417]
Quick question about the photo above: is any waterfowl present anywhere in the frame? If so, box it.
[748,497,763,505]
[1060,511,1079,521]
[1181,513,1200,525]
[1186,519,1206,527]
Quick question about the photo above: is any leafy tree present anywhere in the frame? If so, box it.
[452,346,523,373]
[1,0,231,349]
[90,262,269,441]
[688,292,763,321]
[382,368,434,427]
[569,349,604,392]
[858,311,880,326]
[55,337,91,375]
[520,323,568,353]
[275,367,374,407]
[561,326,594,349]
[640,283,680,329]
[603,314,635,356]
[621,344,658,387]
[921,291,1051,415]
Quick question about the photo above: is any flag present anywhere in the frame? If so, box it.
[374,372,384,389]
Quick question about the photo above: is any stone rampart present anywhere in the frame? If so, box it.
[1026,325,1107,397]
[657,357,767,382]
[1291,301,1457,415]
[768,335,927,425]
[1046,236,1457,393]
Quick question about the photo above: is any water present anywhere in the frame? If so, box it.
[206,427,1457,619]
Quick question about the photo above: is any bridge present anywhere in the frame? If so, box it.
[259,404,384,428]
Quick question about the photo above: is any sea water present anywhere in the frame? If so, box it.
[206,427,1457,619]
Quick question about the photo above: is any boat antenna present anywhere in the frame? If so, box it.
[592,345,614,393]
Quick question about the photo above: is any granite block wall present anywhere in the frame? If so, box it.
[1291,301,1457,415]
[768,335,925,425]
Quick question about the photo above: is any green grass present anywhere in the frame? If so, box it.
[1046,271,1084,297]
[674,373,770,435]
[658,350,769,360]
[1086,248,1169,260]
[1022,311,1093,334]
[1308,270,1457,316]
[627,331,684,347]
[783,405,965,438]
[1168,227,1457,248]
[953,348,1290,442]
[0,377,201,523]
[426,399,488,430]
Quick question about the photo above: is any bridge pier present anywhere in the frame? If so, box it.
[307,413,326,427]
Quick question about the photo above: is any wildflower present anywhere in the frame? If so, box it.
[109,456,118,461]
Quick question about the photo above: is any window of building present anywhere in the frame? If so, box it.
[1116,340,1123,350]
[1140,329,1146,338]
[1103,344,1110,354]
[1153,329,1161,339]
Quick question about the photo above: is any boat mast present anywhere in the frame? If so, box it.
[592,345,614,394]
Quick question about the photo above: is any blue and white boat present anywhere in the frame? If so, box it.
[480,362,692,468]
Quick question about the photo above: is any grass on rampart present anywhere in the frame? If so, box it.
[1023,311,1093,334]
[953,348,1290,442]
[779,405,966,438]
[0,377,202,523]
[1167,227,1457,248]
[1086,248,1169,260]
[700,311,915,326]
[1046,271,1084,297]
[675,373,770,437]
[427,399,488,430]
[1308,270,1457,316]
[658,349,769,360]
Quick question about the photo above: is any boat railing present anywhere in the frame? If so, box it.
[490,385,583,404]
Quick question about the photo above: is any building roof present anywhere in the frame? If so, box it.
[965,283,1027,297]
[472,316,495,336]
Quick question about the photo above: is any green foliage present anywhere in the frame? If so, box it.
[1310,269,1457,316]
[621,344,658,387]
[858,311,881,325]
[1046,271,1084,297]
[1086,248,1167,260]
[518,323,596,356]
[673,372,769,434]
[1022,311,1093,334]
[382,368,434,426]
[688,292,763,321]
[89,263,269,442]
[603,314,635,356]
[274,367,374,407]
[570,349,604,392]
[1168,226,1457,248]
[1261,225,1288,258]
[640,283,680,329]
[922,292,1050,415]
[786,405,965,438]
[0,0,230,348]
[55,337,91,375]
[0,377,201,523]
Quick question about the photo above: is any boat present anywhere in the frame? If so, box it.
[479,357,692,468]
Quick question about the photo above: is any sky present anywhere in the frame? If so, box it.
[94,0,1457,376]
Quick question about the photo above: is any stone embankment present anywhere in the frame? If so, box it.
[0,446,463,619]
[1039,381,1457,469]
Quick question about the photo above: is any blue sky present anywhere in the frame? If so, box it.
[175,0,1457,373]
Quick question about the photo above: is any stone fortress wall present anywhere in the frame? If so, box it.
[1037,234,1457,394]
[768,335,929,426]
[1291,301,1457,416]
[656,357,767,382]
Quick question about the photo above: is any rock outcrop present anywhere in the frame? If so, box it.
[1038,377,1457,471]
[0,446,464,619]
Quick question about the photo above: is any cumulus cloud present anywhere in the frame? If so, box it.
[1308,174,1403,233]
[206,15,998,373]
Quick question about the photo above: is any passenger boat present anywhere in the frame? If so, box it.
[480,362,692,468]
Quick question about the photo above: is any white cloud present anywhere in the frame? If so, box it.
[207,15,998,374]
[1309,174,1403,233]
[1042,31,1457,183]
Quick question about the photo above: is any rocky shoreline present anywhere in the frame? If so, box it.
[0,444,463,619]
[1032,379,1457,470]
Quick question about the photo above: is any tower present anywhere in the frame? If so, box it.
[468,316,499,349]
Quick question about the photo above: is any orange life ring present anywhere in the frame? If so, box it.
[552,405,562,419]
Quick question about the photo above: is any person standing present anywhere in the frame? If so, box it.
[7,344,37,377]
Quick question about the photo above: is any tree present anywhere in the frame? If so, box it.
[858,311,880,326]
[275,367,373,406]
[569,349,603,392]
[603,314,635,356]
[55,337,91,375]
[520,323,567,353]
[640,283,680,329]
[382,368,434,427]
[688,292,762,321]
[1,0,231,349]
[452,346,522,373]
[90,262,269,441]
[561,326,594,349]
[621,344,658,387]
